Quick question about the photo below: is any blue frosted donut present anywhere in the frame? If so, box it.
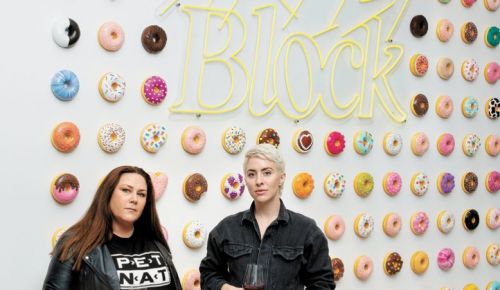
[51,70,79,101]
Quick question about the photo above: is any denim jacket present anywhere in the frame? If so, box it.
[200,199,335,290]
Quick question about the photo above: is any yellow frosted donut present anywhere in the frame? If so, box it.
[463,284,478,290]
[353,172,374,197]
[410,250,429,275]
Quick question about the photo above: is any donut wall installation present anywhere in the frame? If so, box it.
[1,0,498,289]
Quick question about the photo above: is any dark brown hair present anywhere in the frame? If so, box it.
[55,165,168,270]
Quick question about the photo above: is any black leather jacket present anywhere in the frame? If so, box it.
[43,239,182,290]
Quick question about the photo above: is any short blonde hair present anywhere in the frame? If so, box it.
[243,143,285,174]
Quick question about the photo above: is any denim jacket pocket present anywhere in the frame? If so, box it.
[271,246,304,289]
[223,242,253,283]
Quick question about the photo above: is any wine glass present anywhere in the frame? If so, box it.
[242,264,265,290]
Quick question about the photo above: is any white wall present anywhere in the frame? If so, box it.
[0,0,498,289]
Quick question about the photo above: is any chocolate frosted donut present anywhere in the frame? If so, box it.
[257,128,280,148]
[183,173,208,202]
[331,257,344,281]
[411,94,429,117]
[461,22,478,43]
[410,15,428,37]
[461,172,478,194]
[141,25,167,53]
[384,252,403,275]
[462,209,480,231]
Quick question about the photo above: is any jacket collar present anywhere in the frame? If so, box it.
[242,199,290,225]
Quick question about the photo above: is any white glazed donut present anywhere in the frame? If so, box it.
[97,123,126,153]
[98,72,126,102]
[411,173,430,196]
[182,220,207,249]
[461,59,480,81]
[140,123,167,153]
[323,172,346,198]
[354,213,374,238]
[383,132,403,156]
[221,126,246,154]
[462,133,481,157]
[437,210,455,234]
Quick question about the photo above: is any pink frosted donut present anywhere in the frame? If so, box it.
[182,269,201,290]
[462,246,480,269]
[486,171,500,193]
[410,211,429,235]
[437,248,455,271]
[485,135,500,157]
[462,0,477,7]
[484,0,500,11]
[435,95,454,118]
[149,171,168,201]
[142,76,167,105]
[324,214,345,240]
[436,19,454,42]
[484,62,500,84]
[411,132,429,156]
[383,172,402,196]
[437,133,455,156]
[354,255,373,281]
[486,208,500,230]
[383,212,402,237]
[98,21,124,51]
[181,126,206,154]
[324,131,345,155]
[50,173,79,204]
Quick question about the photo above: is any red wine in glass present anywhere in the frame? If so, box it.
[243,264,264,290]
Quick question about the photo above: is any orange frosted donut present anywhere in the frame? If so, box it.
[257,128,280,148]
[51,122,80,153]
[292,172,314,199]
[181,126,206,155]
[462,246,480,269]
[436,57,455,80]
[98,21,125,51]
[183,173,208,202]
[411,132,429,156]
[435,95,454,119]
[182,269,201,290]
[410,251,429,275]
[292,129,313,153]
[353,255,373,280]
[410,54,429,77]
[324,214,345,240]
[382,212,402,237]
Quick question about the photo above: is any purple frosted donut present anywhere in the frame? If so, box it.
[438,173,455,194]
[141,76,167,105]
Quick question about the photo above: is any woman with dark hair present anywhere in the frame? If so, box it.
[43,165,181,290]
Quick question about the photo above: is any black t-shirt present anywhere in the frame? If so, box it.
[107,232,176,290]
